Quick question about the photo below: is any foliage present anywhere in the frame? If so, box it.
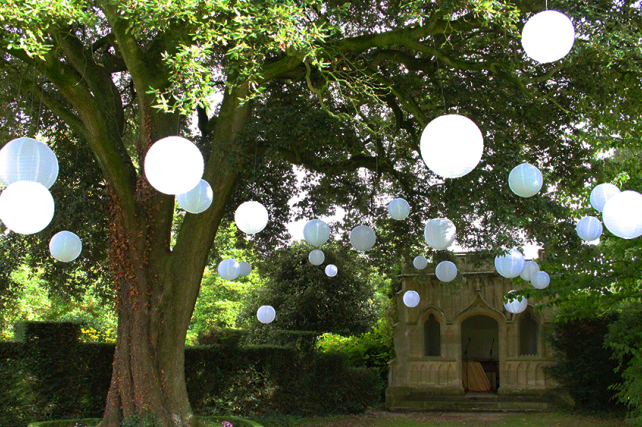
[0,354,35,427]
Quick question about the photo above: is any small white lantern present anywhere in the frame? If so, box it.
[576,216,603,242]
[521,10,575,63]
[403,290,420,308]
[303,219,330,247]
[424,218,456,250]
[413,255,428,270]
[504,293,528,314]
[325,264,338,277]
[508,163,543,198]
[590,183,620,212]
[494,248,525,279]
[388,198,410,220]
[350,225,376,252]
[257,305,276,324]
[0,137,59,189]
[531,271,550,289]
[238,261,252,277]
[520,260,540,281]
[144,136,204,195]
[603,191,642,239]
[218,258,240,281]
[420,114,484,179]
[49,231,82,262]
[235,201,269,234]
[435,261,457,282]
[176,179,213,214]
[0,181,54,235]
[308,249,325,266]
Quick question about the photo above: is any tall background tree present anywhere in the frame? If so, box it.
[1,1,641,426]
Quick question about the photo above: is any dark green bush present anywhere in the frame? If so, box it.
[0,353,36,427]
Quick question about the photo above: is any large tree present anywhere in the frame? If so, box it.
[1,1,641,426]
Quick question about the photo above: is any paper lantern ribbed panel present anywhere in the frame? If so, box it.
[238,261,252,277]
[504,293,528,314]
[603,191,642,239]
[144,136,204,195]
[350,225,376,252]
[0,181,54,235]
[521,10,575,63]
[325,264,338,277]
[413,255,428,270]
[303,219,330,247]
[520,260,540,281]
[308,249,325,266]
[0,137,59,189]
[420,114,484,179]
[494,248,525,278]
[257,305,276,324]
[235,201,269,234]
[218,258,240,281]
[435,261,457,282]
[576,216,603,242]
[49,231,82,262]
[403,290,420,308]
[388,198,410,220]
[531,271,550,289]
[508,163,543,198]
[176,179,213,214]
[590,183,620,212]
[424,218,456,250]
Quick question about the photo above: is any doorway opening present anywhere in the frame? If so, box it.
[461,315,499,393]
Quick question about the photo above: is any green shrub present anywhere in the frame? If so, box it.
[0,355,36,427]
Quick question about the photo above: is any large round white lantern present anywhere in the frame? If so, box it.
[350,225,376,252]
[49,231,82,262]
[590,183,620,212]
[424,218,456,250]
[176,179,213,214]
[531,271,550,289]
[238,261,252,277]
[0,137,59,189]
[521,10,575,63]
[420,114,484,179]
[218,258,240,281]
[494,248,525,279]
[0,181,54,234]
[576,216,603,242]
[435,261,457,282]
[235,201,269,234]
[520,260,540,281]
[303,219,330,247]
[403,290,420,308]
[603,191,642,239]
[257,305,276,324]
[508,163,543,198]
[325,264,338,277]
[504,293,528,314]
[144,136,204,195]
[413,255,428,270]
[388,198,410,220]
[308,249,325,266]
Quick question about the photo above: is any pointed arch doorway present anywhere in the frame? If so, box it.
[461,315,499,393]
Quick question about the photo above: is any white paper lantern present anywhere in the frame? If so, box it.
[590,183,620,212]
[420,114,484,179]
[504,293,528,314]
[176,179,213,214]
[520,260,540,281]
[325,264,338,277]
[494,248,525,279]
[435,261,457,282]
[603,191,642,239]
[388,198,410,220]
[218,258,240,281]
[0,137,59,189]
[235,201,269,234]
[303,219,330,246]
[424,218,456,250]
[144,136,204,195]
[238,261,252,277]
[257,305,276,324]
[508,163,543,198]
[413,255,428,270]
[531,271,550,289]
[308,249,325,266]
[350,225,376,252]
[521,10,575,63]
[0,181,54,235]
[576,216,603,242]
[403,290,420,308]
[49,231,82,262]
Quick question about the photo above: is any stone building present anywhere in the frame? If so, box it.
[386,253,563,410]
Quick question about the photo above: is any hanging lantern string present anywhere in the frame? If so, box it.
[29,58,37,135]
[432,38,448,115]
[35,65,47,135]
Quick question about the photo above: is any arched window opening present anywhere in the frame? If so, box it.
[519,311,538,356]
[424,314,441,356]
